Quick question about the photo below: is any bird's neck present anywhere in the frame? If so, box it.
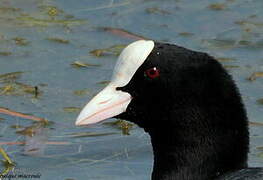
[148,127,218,180]
[145,106,248,180]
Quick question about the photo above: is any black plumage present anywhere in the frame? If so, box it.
[76,41,263,180]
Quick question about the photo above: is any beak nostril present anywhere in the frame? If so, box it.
[116,86,127,91]
[116,87,122,91]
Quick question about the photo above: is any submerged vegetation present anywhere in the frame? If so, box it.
[103,120,133,135]
[208,3,226,11]
[71,61,101,68]
[90,44,126,57]
[0,52,12,56]
[257,99,263,105]
[0,72,41,97]
[216,57,236,62]
[12,37,30,46]
[0,147,15,176]
[0,72,24,83]
[145,7,171,15]
[0,0,263,178]
[0,4,86,28]
[73,89,90,96]
[17,17,86,27]
[47,37,70,44]
[63,107,81,113]
[63,132,116,138]
[248,72,263,81]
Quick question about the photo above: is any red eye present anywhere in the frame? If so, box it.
[145,67,160,79]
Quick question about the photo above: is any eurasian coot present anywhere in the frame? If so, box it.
[75,40,263,180]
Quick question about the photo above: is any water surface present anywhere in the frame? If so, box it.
[0,0,263,179]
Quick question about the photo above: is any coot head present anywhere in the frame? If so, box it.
[75,40,249,180]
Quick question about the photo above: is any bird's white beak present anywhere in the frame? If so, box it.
[75,40,154,126]
[75,84,131,126]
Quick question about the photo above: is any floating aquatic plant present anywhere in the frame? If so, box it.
[202,39,236,49]
[71,61,101,68]
[248,72,263,81]
[16,120,52,137]
[0,71,42,97]
[0,82,41,97]
[38,5,63,18]
[10,125,23,129]
[258,152,263,159]
[64,132,116,138]
[12,37,30,46]
[216,57,236,62]
[0,147,15,176]
[17,17,86,27]
[47,37,69,44]
[235,20,263,27]
[0,107,47,122]
[0,52,12,56]
[0,72,24,83]
[103,120,133,135]
[145,7,171,15]
[223,65,240,69]
[249,121,263,126]
[101,27,146,40]
[256,98,263,105]
[0,148,14,165]
[0,7,21,13]
[63,107,81,113]
[208,3,226,11]
[16,126,37,137]
[73,89,90,96]
[90,44,126,57]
